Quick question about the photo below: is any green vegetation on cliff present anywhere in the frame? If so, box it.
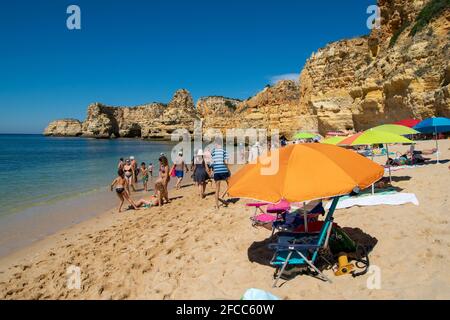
[390,0,449,47]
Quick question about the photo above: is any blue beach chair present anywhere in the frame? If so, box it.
[269,197,340,287]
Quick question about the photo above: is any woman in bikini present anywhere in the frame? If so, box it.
[134,195,160,208]
[110,169,139,213]
[155,155,170,206]
[123,159,136,193]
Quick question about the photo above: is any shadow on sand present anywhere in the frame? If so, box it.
[247,226,378,280]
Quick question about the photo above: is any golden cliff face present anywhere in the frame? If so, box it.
[300,0,449,133]
[44,0,449,139]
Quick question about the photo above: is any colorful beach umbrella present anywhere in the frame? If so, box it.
[394,119,421,128]
[228,144,384,204]
[414,117,450,162]
[321,136,347,145]
[414,117,450,134]
[339,130,414,146]
[293,132,316,140]
[371,124,419,136]
[339,129,414,183]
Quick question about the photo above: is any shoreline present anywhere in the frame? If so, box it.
[0,140,449,299]
[0,171,191,259]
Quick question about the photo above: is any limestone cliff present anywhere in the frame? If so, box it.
[300,0,450,132]
[44,0,449,139]
[75,89,199,139]
[44,119,83,137]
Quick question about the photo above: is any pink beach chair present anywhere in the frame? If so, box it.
[247,200,291,227]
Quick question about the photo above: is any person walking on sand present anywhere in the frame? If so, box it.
[110,169,139,213]
[173,151,188,190]
[203,147,214,186]
[123,159,136,193]
[193,149,210,199]
[211,140,231,209]
[155,155,170,205]
[140,162,149,192]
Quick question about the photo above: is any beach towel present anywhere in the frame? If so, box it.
[384,164,426,172]
[325,193,419,210]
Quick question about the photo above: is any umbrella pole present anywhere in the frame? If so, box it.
[303,202,308,233]
[435,127,440,164]
[371,144,374,194]
[386,144,392,184]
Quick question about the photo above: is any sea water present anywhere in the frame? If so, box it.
[0,134,177,255]
[0,134,177,218]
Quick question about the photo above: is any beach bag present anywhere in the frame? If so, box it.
[170,166,176,177]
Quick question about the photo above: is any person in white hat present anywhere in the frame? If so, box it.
[192,149,210,199]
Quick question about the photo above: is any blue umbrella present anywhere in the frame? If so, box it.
[414,117,450,162]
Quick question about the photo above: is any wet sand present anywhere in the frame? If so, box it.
[0,140,449,299]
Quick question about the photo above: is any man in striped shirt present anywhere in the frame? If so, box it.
[211,141,230,209]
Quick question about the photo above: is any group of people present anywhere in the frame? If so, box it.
[117,157,154,193]
[110,141,232,213]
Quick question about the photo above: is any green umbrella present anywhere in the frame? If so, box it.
[293,132,316,140]
[339,130,414,146]
[321,136,347,145]
[339,129,414,184]
[371,124,419,136]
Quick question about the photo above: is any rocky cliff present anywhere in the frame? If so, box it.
[44,119,83,137]
[46,90,200,140]
[300,0,450,132]
[44,0,449,139]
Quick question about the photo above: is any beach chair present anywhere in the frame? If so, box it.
[272,201,325,234]
[248,200,290,228]
[269,197,340,287]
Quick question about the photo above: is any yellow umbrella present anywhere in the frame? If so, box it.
[371,124,419,135]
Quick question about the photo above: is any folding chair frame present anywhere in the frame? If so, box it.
[270,196,340,287]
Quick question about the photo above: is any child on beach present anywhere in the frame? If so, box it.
[148,163,153,179]
[110,169,139,213]
[141,162,149,192]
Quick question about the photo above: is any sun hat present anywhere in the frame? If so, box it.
[197,149,204,156]
[130,156,135,160]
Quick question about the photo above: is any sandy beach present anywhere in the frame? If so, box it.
[0,139,449,300]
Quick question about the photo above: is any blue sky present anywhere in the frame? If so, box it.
[0,0,375,133]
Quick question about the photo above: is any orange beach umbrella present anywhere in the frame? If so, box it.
[228,144,384,204]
